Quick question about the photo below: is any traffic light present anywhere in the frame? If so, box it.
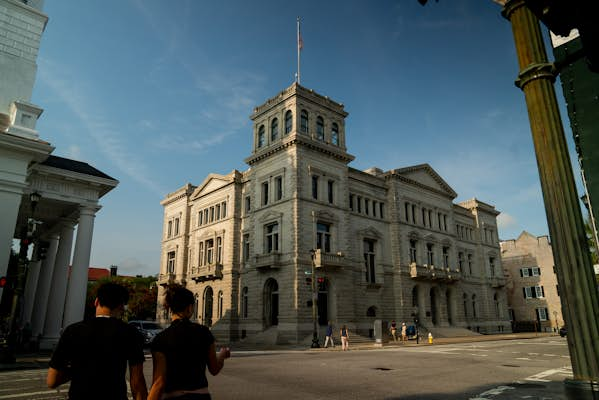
[37,241,49,260]
[0,276,7,288]
[317,277,325,284]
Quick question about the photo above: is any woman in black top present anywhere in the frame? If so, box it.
[149,284,230,400]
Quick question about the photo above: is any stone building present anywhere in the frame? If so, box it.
[158,83,511,343]
[500,231,563,332]
[0,0,118,349]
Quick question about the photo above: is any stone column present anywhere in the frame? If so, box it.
[40,222,74,349]
[30,234,59,338]
[0,184,25,300]
[63,206,97,328]
[502,0,599,392]
[22,257,41,327]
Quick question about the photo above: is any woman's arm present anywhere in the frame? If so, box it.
[207,343,231,376]
[147,352,167,400]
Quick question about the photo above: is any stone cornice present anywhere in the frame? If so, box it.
[244,135,354,166]
[385,164,457,199]
[161,183,195,206]
[387,174,455,200]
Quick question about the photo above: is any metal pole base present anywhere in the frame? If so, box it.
[564,379,599,400]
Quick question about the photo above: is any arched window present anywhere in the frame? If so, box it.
[331,123,339,145]
[285,110,293,134]
[271,118,278,142]
[242,287,248,318]
[316,116,324,140]
[203,287,213,327]
[300,110,309,133]
[366,306,377,317]
[218,290,224,318]
[258,125,265,147]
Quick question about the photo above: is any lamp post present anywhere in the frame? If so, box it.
[309,249,320,348]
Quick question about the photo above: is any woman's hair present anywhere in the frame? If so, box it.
[164,284,194,314]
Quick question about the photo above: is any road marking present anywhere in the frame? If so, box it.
[516,357,530,360]
[525,366,572,382]
[470,385,515,399]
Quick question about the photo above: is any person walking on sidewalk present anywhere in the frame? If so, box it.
[46,282,148,400]
[340,325,350,351]
[401,322,408,343]
[390,320,398,341]
[324,321,335,348]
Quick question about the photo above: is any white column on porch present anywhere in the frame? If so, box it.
[63,205,97,328]
[30,234,59,338]
[40,222,74,349]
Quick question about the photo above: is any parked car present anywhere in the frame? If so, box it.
[128,320,163,345]
[559,326,567,337]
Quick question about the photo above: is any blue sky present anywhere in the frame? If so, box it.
[32,0,581,276]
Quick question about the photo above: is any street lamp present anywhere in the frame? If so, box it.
[309,249,319,348]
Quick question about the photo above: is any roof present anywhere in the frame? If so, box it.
[40,155,116,181]
[88,267,110,281]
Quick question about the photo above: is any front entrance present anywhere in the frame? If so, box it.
[264,278,279,327]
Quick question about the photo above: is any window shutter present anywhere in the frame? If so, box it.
[520,269,523,277]
[523,287,526,298]
[537,267,541,276]
[541,286,545,297]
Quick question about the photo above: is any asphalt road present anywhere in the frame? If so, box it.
[0,336,573,399]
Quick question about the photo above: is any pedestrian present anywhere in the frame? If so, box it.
[390,320,397,341]
[148,284,230,400]
[46,282,148,400]
[340,324,350,351]
[401,322,408,343]
[324,321,335,348]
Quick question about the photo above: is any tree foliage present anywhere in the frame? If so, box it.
[85,275,158,321]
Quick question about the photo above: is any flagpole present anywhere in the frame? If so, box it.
[297,16,301,84]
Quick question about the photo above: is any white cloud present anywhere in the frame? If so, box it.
[38,58,166,196]
[497,212,517,229]
[66,145,82,160]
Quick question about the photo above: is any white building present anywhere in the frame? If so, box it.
[158,82,510,344]
[0,0,117,349]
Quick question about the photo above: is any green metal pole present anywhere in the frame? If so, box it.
[501,0,599,395]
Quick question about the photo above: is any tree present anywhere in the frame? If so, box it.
[85,275,158,321]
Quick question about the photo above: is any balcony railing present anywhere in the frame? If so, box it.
[488,276,507,287]
[313,249,345,269]
[157,272,176,286]
[255,253,282,270]
[189,263,223,283]
[409,263,461,282]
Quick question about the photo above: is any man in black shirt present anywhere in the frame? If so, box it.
[47,282,148,400]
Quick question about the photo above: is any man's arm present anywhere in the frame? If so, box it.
[46,367,70,389]
[129,362,148,400]
[207,343,231,376]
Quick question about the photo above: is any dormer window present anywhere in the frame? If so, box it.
[258,125,265,147]
[285,110,293,134]
[316,116,324,141]
[271,118,278,141]
[300,110,309,133]
[331,123,339,145]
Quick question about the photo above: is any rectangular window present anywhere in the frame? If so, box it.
[198,211,203,226]
[427,243,434,266]
[245,196,251,213]
[265,223,279,253]
[467,254,473,275]
[458,252,464,271]
[243,234,250,262]
[372,201,377,217]
[409,240,417,263]
[349,194,354,211]
[379,203,384,219]
[363,239,376,283]
[215,204,221,220]
[404,203,409,222]
[422,208,427,227]
[216,236,222,263]
[524,286,533,298]
[221,202,227,218]
[204,209,209,224]
[532,267,540,276]
[312,175,319,199]
[443,247,449,268]
[210,207,215,223]
[174,218,180,235]
[357,197,362,213]
[316,222,331,253]
[489,257,495,277]
[167,221,172,238]
[521,268,530,277]
[206,239,214,265]
[536,307,548,321]
[534,285,544,298]
[275,176,283,201]
[167,251,176,273]
[412,205,416,224]
[327,180,334,204]
[199,242,204,266]
[365,199,369,215]
[443,215,447,231]
[262,182,269,206]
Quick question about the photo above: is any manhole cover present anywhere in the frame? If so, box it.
[373,367,392,371]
